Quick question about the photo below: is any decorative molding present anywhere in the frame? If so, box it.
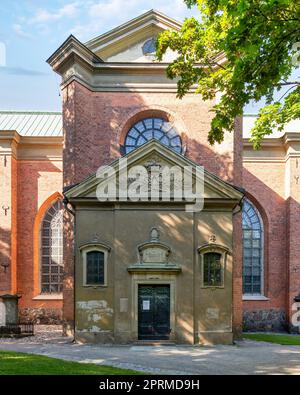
[64,139,244,202]
[138,227,171,264]
[79,241,111,252]
[197,243,231,255]
[197,242,230,289]
[85,10,182,53]
[127,263,181,274]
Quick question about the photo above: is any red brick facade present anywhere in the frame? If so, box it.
[0,131,63,324]
[1,11,299,335]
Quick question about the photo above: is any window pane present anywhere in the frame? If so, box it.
[86,251,105,285]
[40,200,63,294]
[203,253,222,286]
[242,199,263,295]
[123,118,182,155]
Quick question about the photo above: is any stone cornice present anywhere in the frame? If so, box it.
[47,35,103,74]
[243,132,300,163]
[85,9,182,53]
[60,74,186,93]
[244,132,300,149]
[0,132,63,160]
[0,130,21,144]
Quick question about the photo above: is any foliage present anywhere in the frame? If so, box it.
[243,333,300,345]
[157,0,300,148]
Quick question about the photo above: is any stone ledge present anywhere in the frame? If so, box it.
[33,294,63,301]
[243,295,270,301]
[127,263,182,274]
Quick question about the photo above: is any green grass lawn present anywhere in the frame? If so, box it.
[243,333,300,346]
[0,351,143,375]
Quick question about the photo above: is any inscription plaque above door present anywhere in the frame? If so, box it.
[138,227,170,264]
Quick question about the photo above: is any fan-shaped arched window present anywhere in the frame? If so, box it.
[40,200,63,294]
[123,118,183,155]
[242,199,264,295]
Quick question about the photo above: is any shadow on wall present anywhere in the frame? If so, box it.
[242,166,292,332]
[0,161,61,320]
[61,83,242,334]
[0,227,11,292]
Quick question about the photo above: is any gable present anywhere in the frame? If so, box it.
[85,10,181,62]
[65,140,243,203]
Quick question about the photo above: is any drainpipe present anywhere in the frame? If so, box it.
[62,195,76,342]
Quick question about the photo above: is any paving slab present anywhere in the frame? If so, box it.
[0,326,300,375]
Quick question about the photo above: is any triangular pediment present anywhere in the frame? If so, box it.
[65,140,243,204]
[85,10,181,62]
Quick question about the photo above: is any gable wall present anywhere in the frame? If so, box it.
[62,79,243,335]
[63,81,240,186]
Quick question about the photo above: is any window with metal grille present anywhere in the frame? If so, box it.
[86,251,105,285]
[242,199,264,295]
[203,252,223,286]
[122,118,183,155]
[40,200,63,294]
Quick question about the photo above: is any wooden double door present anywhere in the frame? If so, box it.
[138,285,170,340]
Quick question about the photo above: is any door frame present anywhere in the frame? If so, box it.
[131,277,176,342]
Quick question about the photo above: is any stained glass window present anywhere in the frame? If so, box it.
[242,199,264,295]
[123,118,183,155]
[41,200,63,294]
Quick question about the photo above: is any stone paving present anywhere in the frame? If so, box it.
[0,326,300,375]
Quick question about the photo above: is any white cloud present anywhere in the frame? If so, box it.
[15,0,198,42]
[12,24,33,39]
[88,0,140,20]
[30,2,80,24]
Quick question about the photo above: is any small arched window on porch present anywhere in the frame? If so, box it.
[198,244,230,288]
[203,252,223,287]
[40,199,63,294]
[80,243,111,287]
[86,251,105,285]
[242,199,264,295]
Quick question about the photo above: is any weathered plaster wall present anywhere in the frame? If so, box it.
[74,206,234,345]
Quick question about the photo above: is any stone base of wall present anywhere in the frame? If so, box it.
[243,309,287,332]
[19,308,62,324]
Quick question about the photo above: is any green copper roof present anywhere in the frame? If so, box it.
[0,111,62,136]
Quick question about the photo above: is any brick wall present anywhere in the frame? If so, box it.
[16,160,63,323]
[62,81,243,334]
[243,160,287,330]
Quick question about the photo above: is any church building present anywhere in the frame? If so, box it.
[0,10,299,344]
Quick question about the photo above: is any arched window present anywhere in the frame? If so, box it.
[40,199,63,294]
[80,244,110,287]
[123,118,183,155]
[242,199,264,295]
[197,243,229,288]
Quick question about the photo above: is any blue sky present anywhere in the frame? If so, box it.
[0,1,297,113]
[0,0,198,111]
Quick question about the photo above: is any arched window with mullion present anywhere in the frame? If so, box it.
[242,199,264,295]
[40,199,63,294]
[122,117,183,155]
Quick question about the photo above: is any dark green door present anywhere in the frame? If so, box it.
[138,285,170,340]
